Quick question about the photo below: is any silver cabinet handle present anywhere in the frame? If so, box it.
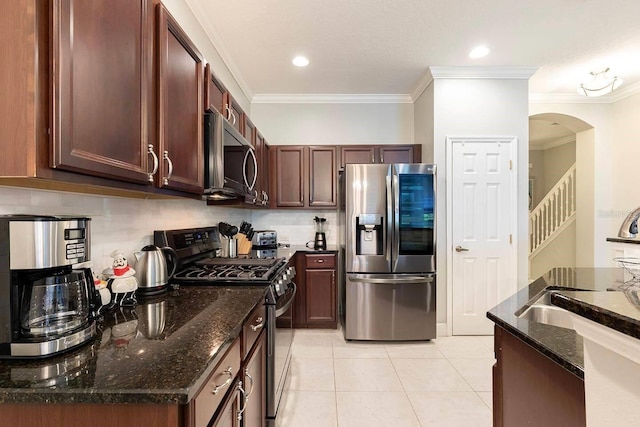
[250,316,264,331]
[211,367,233,394]
[245,368,255,399]
[163,151,173,186]
[232,110,237,126]
[262,191,268,205]
[225,104,232,122]
[147,144,159,182]
[316,259,325,263]
[371,154,375,163]
[380,153,384,163]
[455,246,469,252]
[237,380,246,421]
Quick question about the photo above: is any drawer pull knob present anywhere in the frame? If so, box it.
[316,259,325,263]
[250,317,264,331]
[212,367,233,394]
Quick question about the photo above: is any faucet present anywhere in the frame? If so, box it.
[618,207,640,238]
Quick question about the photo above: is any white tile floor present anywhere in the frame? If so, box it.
[277,329,494,427]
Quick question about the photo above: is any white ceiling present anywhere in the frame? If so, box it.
[187,0,640,102]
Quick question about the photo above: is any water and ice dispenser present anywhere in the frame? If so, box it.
[355,214,384,255]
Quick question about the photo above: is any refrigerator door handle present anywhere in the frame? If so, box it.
[348,275,434,284]
[386,170,394,271]
[391,165,400,271]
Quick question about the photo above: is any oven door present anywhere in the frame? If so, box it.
[267,281,296,424]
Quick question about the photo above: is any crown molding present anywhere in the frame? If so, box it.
[183,0,254,102]
[251,94,413,104]
[428,66,538,80]
[530,135,576,151]
[410,72,434,101]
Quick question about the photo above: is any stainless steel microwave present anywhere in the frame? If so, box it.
[204,111,257,200]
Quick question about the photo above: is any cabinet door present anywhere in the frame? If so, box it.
[305,269,336,326]
[205,63,226,114]
[223,95,243,133]
[254,132,268,206]
[211,381,241,427]
[157,5,204,194]
[52,0,153,184]
[273,146,305,207]
[340,146,376,168]
[243,332,266,427]
[308,146,337,208]
[378,145,416,164]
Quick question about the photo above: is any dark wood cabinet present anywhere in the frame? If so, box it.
[51,0,155,184]
[308,146,338,208]
[271,146,305,208]
[204,63,227,115]
[270,146,337,209]
[157,4,204,194]
[339,144,421,168]
[493,325,585,427]
[211,379,241,427]
[289,253,337,329]
[242,332,266,427]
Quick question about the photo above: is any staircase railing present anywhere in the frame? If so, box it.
[529,164,576,255]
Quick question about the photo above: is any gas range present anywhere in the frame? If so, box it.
[174,257,287,283]
[154,227,293,299]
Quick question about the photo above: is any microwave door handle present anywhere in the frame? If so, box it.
[249,148,258,191]
[242,148,251,191]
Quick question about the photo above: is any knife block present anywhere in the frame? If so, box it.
[236,234,253,255]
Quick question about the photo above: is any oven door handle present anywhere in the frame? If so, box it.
[275,281,297,317]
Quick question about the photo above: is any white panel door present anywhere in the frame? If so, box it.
[451,139,515,335]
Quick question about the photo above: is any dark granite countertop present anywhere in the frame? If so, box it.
[552,289,640,340]
[606,237,640,244]
[0,286,267,404]
[487,268,626,379]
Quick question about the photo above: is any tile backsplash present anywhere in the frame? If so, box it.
[0,186,338,274]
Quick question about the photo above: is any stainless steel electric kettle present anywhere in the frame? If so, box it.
[133,245,178,295]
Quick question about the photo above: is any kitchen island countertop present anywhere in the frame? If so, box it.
[487,268,630,379]
[0,286,267,405]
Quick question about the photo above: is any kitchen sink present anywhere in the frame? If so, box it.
[515,291,574,329]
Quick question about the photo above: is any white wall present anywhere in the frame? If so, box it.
[414,82,435,163]
[426,77,530,326]
[0,186,248,276]
[612,92,640,236]
[250,102,414,145]
[529,103,612,267]
[541,141,576,196]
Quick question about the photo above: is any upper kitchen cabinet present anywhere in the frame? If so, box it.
[270,146,337,209]
[204,63,226,114]
[339,144,422,168]
[255,131,271,207]
[157,4,204,194]
[51,0,156,184]
[223,94,244,134]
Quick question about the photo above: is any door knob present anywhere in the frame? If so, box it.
[455,246,469,252]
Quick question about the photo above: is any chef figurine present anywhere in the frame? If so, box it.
[93,271,113,314]
[105,249,138,307]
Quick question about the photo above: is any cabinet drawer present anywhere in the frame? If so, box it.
[193,337,241,427]
[243,303,266,360]
[305,254,336,269]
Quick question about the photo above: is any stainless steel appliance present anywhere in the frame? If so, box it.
[204,111,258,202]
[252,230,277,248]
[313,216,327,250]
[133,245,178,295]
[154,226,296,426]
[0,215,99,358]
[342,164,436,341]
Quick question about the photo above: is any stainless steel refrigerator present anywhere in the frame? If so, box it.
[342,163,436,340]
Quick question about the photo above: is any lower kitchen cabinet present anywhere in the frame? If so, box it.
[289,253,338,329]
[242,332,266,427]
[493,325,585,427]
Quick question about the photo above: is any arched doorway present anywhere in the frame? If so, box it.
[529,113,595,278]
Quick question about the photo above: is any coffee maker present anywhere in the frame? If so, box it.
[313,216,327,250]
[0,215,99,358]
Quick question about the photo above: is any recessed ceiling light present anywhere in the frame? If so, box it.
[292,56,309,67]
[469,45,490,59]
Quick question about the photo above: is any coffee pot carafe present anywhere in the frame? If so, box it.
[134,245,178,295]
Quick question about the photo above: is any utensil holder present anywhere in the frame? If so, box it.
[236,234,252,255]
[221,237,238,258]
